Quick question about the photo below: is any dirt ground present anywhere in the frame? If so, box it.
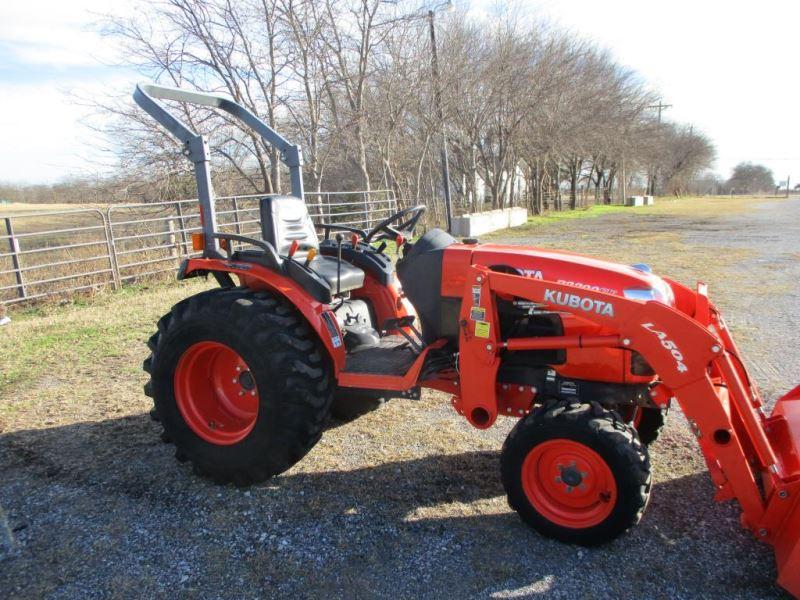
[1,196,798,599]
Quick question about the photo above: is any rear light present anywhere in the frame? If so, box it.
[191,233,205,251]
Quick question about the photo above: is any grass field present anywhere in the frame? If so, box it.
[1,194,798,598]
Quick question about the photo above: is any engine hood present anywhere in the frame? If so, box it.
[460,243,675,305]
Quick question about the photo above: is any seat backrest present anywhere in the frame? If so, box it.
[259,195,319,258]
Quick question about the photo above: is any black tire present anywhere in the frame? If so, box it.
[143,287,333,486]
[501,400,651,546]
[330,390,385,422]
[633,407,666,445]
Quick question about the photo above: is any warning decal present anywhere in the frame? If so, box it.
[474,321,491,338]
[470,306,486,321]
[472,285,481,306]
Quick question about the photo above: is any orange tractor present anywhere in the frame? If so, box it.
[136,83,800,596]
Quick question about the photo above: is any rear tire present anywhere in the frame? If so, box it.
[501,400,651,546]
[144,288,333,486]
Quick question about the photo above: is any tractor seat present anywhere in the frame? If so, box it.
[306,255,364,292]
[259,195,365,294]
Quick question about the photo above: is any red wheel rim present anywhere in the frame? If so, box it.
[174,341,259,445]
[521,439,617,528]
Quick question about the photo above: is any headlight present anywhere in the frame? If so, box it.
[624,280,674,305]
[624,288,660,301]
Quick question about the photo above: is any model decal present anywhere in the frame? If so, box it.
[641,322,688,373]
[557,280,617,295]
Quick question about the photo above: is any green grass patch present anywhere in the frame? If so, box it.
[525,204,630,225]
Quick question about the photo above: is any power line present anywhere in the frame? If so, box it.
[648,101,672,124]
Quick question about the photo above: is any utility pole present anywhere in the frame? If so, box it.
[621,154,627,204]
[786,175,791,198]
[428,9,453,233]
[646,100,672,195]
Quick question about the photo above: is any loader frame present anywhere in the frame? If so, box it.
[448,265,800,595]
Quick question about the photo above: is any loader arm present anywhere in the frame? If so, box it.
[454,265,800,597]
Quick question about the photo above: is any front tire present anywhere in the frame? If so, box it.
[501,400,651,546]
[631,406,666,445]
[144,288,333,486]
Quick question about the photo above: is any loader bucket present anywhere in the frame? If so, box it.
[767,385,800,597]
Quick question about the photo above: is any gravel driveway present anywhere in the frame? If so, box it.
[1,197,798,599]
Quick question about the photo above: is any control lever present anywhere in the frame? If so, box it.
[335,233,343,296]
[381,315,425,353]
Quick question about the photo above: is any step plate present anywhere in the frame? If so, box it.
[343,336,417,376]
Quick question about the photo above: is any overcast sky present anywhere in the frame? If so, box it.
[1,0,799,186]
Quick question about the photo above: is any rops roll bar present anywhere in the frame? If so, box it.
[133,83,304,257]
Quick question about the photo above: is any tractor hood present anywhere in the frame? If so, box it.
[452,243,675,306]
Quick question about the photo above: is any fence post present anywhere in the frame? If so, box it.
[175,202,189,255]
[232,196,242,236]
[363,191,370,229]
[4,217,26,299]
[98,211,119,291]
[105,207,123,289]
[167,219,180,264]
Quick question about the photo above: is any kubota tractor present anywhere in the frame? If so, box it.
[135,84,800,596]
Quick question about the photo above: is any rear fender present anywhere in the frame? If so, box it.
[182,257,346,374]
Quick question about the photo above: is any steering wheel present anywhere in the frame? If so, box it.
[364,205,427,242]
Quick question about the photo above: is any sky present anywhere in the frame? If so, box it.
[1,0,799,186]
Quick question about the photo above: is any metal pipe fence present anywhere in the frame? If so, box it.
[0,190,397,307]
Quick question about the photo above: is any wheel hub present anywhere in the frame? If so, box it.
[238,370,255,391]
[174,341,259,445]
[558,463,585,489]
[521,439,618,528]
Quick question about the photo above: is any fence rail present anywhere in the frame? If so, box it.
[0,190,398,307]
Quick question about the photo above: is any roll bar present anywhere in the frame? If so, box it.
[133,83,304,257]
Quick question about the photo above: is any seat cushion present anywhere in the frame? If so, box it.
[308,256,365,293]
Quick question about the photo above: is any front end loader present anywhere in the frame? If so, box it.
[134,83,800,597]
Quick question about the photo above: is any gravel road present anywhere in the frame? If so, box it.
[1,198,798,599]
